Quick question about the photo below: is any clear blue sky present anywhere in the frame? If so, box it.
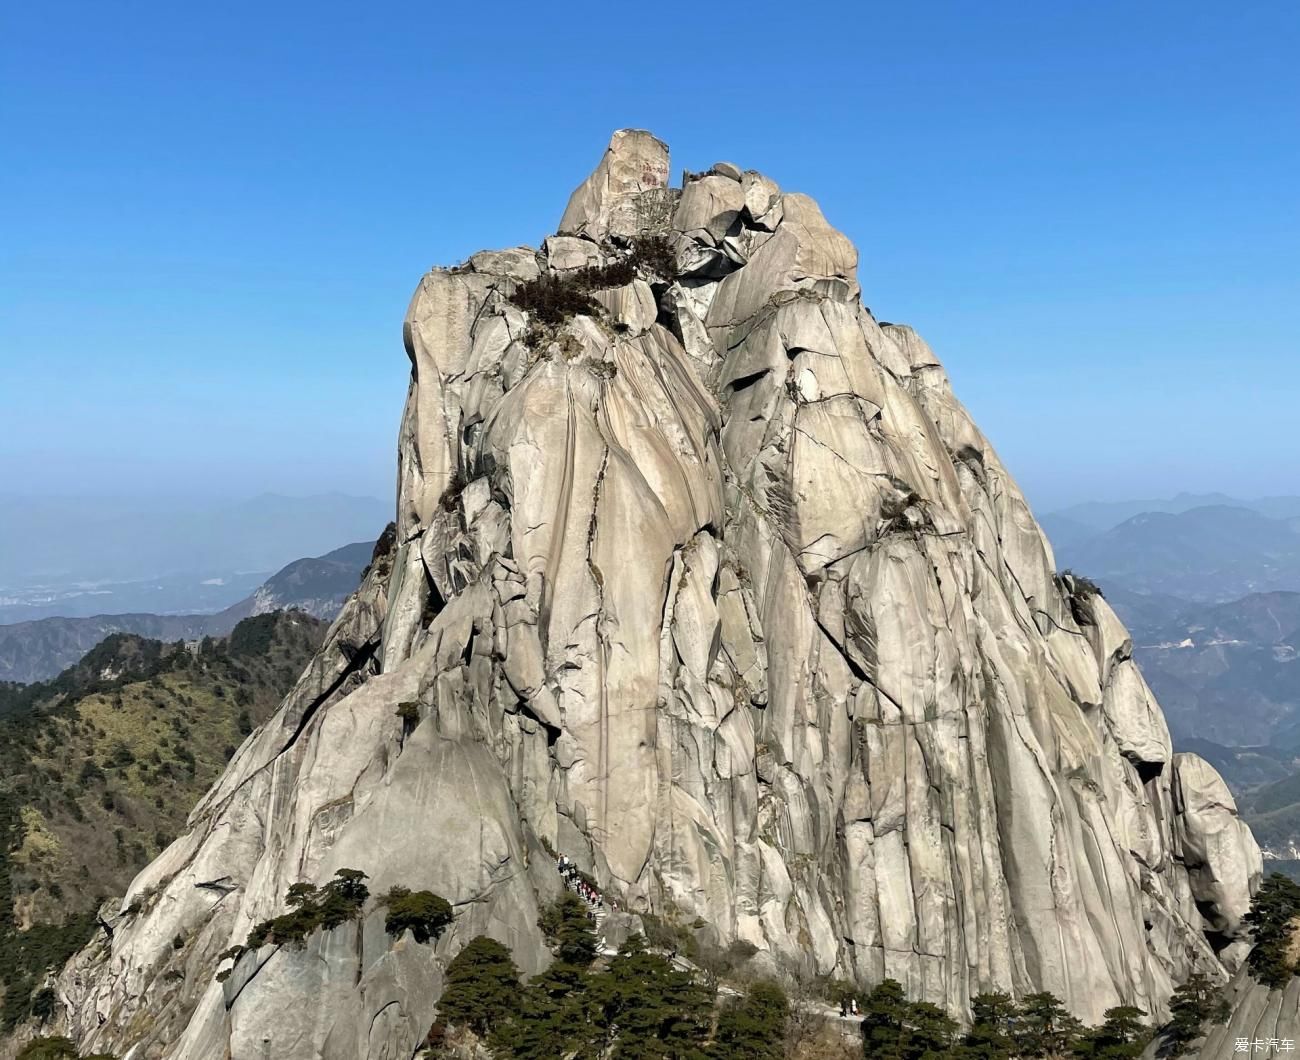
[3,1,1297,513]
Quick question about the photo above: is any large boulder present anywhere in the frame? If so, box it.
[558,128,672,241]
[1172,752,1263,937]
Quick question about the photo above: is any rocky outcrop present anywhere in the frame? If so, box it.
[35,131,1263,1059]
[241,540,374,621]
[1144,968,1300,1058]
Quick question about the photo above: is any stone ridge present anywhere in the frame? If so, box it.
[33,130,1268,1060]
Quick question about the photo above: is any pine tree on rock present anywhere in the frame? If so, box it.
[958,991,1018,1058]
[859,979,957,1060]
[538,892,599,966]
[1073,1005,1149,1059]
[904,1001,959,1059]
[490,959,591,1060]
[1162,974,1230,1057]
[382,887,453,944]
[436,935,521,1037]
[1020,992,1083,1057]
[585,934,711,1059]
[861,978,911,1059]
[1243,873,1300,989]
[709,980,787,1060]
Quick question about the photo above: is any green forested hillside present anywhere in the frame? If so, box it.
[1239,773,1300,881]
[0,611,324,1029]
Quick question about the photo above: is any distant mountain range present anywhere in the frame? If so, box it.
[1046,491,1300,536]
[0,539,376,684]
[0,492,389,622]
[1046,497,1300,603]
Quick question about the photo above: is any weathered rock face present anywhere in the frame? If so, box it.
[1144,969,1300,1058]
[37,131,1265,1059]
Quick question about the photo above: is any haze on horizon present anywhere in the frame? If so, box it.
[3,1,1297,515]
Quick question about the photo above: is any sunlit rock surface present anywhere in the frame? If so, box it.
[36,130,1267,1060]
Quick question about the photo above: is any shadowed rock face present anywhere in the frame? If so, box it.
[37,131,1265,1059]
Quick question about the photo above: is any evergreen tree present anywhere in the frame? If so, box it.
[585,934,711,1059]
[710,980,787,1060]
[959,991,1018,1058]
[539,892,599,966]
[1243,872,1300,988]
[437,935,521,1037]
[329,867,370,904]
[285,882,317,908]
[491,960,592,1060]
[317,868,369,929]
[861,978,911,1059]
[1163,973,1229,1056]
[859,980,957,1060]
[1073,1005,1149,1059]
[237,868,370,955]
[905,1001,959,1059]
[1020,991,1083,1057]
[382,887,453,944]
[487,893,602,1057]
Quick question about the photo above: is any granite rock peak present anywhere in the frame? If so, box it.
[31,130,1269,1060]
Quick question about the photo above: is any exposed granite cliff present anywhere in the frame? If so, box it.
[31,131,1272,1059]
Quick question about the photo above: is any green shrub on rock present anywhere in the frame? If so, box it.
[382,886,453,944]
[17,1040,78,1060]
[394,701,420,732]
[18,1038,118,1060]
[216,868,369,981]
[507,237,679,340]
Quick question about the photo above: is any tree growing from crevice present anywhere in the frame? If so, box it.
[1162,973,1230,1057]
[381,886,452,944]
[1243,872,1300,988]
[216,868,370,980]
[1058,569,1104,626]
[508,236,679,344]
